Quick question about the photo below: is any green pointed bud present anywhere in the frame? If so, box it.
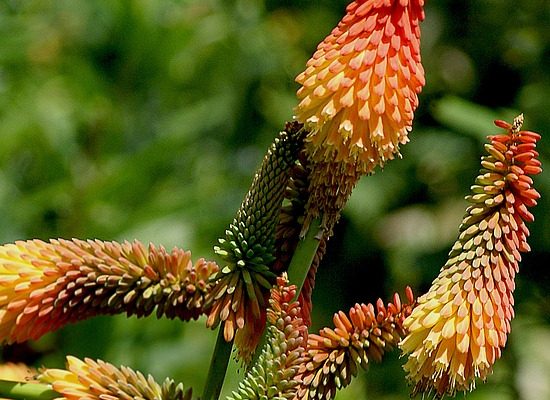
[212,125,305,292]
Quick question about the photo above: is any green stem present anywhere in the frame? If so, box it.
[202,327,233,400]
[286,217,323,296]
[0,380,58,400]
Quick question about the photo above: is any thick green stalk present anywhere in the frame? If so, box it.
[0,381,58,400]
[202,328,233,400]
[286,218,323,296]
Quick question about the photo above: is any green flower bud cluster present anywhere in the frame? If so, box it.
[215,124,305,281]
[206,124,305,348]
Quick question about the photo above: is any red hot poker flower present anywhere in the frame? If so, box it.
[0,239,218,344]
[40,356,192,400]
[400,115,542,397]
[296,288,415,400]
[295,0,425,232]
[295,0,425,169]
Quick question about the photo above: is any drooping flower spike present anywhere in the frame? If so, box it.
[40,356,192,400]
[295,0,425,232]
[400,115,542,397]
[296,288,415,400]
[0,239,218,344]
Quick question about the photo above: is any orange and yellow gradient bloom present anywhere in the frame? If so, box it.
[400,115,542,397]
[297,289,415,400]
[40,356,192,400]
[295,0,425,230]
[296,0,425,168]
[0,239,218,344]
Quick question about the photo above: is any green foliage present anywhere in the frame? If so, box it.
[0,0,548,399]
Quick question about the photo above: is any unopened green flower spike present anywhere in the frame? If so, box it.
[207,122,305,360]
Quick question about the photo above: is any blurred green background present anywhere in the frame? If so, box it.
[0,0,549,399]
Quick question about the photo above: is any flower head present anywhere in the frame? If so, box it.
[39,356,192,400]
[0,239,218,344]
[400,115,542,397]
[297,289,415,400]
[295,0,425,170]
[295,0,425,233]
[208,126,304,363]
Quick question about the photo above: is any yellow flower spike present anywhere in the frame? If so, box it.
[400,115,542,397]
[295,0,426,232]
[40,356,193,400]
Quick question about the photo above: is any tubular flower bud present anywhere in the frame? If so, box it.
[295,0,425,232]
[296,288,415,400]
[39,356,193,400]
[228,275,307,400]
[0,239,218,344]
[208,125,304,361]
[400,115,542,397]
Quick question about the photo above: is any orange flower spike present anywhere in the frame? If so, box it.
[0,239,218,344]
[400,115,542,397]
[296,289,415,400]
[295,0,425,233]
[295,0,425,169]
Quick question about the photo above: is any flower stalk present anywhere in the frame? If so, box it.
[286,218,324,298]
[0,381,58,400]
[202,328,234,400]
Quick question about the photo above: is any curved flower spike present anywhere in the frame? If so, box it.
[39,356,193,400]
[228,275,307,400]
[208,124,304,362]
[400,115,542,397]
[0,239,218,344]
[296,288,415,400]
[295,0,425,231]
